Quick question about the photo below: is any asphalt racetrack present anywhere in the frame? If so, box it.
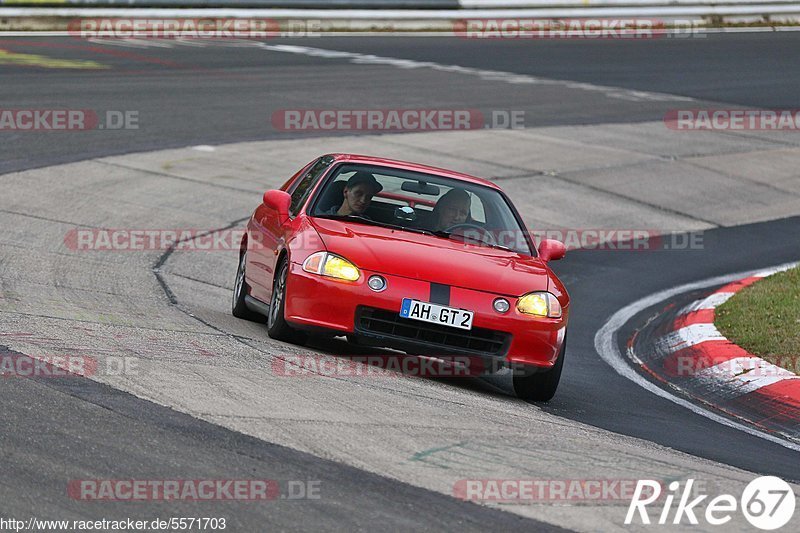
[1,33,799,532]
[2,33,800,174]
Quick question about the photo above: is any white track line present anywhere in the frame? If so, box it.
[257,43,692,102]
[594,260,800,452]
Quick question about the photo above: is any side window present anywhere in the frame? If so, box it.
[289,156,333,216]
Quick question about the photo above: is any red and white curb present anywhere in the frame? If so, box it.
[655,265,798,395]
[629,263,800,441]
[595,260,800,451]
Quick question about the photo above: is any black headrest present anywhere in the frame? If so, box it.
[317,180,347,213]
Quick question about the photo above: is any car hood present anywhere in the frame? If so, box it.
[309,218,549,296]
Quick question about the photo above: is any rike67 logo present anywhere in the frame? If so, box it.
[626,477,796,530]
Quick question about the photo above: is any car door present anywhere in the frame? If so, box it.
[247,156,333,302]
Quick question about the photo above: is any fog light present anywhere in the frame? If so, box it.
[368,275,387,292]
[493,298,510,313]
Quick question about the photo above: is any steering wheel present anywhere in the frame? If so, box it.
[443,223,497,246]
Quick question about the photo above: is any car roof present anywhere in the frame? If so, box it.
[324,153,502,191]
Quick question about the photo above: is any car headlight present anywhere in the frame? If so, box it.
[302,252,360,281]
[517,292,562,318]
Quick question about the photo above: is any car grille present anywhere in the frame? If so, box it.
[356,306,510,356]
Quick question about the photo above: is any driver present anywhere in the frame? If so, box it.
[431,188,471,231]
[324,171,383,216]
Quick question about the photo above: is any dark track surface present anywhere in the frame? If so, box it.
[544,216,800,482]
[315,33,800,108]
[1,33,798,174]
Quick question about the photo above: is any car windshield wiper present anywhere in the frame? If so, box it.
[315,213,376,225]
[431,230,523,254]
[314,214,437,236]
[483,242,520,253]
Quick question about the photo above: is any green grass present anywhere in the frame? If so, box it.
[716,266,800,370]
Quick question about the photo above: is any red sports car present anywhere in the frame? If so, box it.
[232,154,569,401]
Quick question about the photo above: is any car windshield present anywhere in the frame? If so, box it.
[309,163,533,255]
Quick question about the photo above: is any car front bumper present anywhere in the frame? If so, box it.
[284,261,567,368]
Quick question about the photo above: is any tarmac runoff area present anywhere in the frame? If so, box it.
[1,121,800,531]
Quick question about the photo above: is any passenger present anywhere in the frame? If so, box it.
[325,172,383,216]
[431,189,471,231]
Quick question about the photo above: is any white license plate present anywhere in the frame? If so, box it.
[399,298,474,330]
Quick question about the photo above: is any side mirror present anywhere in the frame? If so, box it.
[263,190,291,224]
[538,239,566,262]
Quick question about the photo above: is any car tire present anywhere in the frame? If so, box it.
[232,251,261,321]
[512,337,566,402]
[267,259,307,345]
